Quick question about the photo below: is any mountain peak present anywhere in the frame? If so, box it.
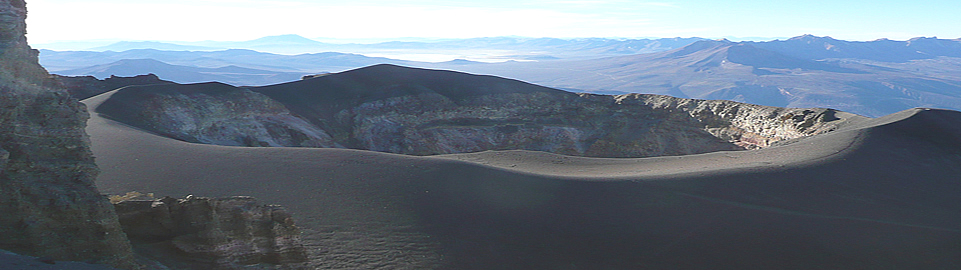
[253,64,569,121]
[908,36,938,41]
[755,35,961,61]
[664,39,736,57]
[786,34,839,42]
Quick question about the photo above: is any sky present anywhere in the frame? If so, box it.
[25,0,961,44]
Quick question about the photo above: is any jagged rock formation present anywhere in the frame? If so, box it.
[0,0,47,88]
[617,94,860,148]
[96,64,863,157]
[54,73,173,100]
[113,196,308,270]
[0,0,139,268]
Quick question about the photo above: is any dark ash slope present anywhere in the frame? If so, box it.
[86,87,961,269]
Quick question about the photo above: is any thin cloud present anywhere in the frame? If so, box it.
[643,2,678,8]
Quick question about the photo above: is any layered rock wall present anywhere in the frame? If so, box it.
[338,91,860,156]
[0,0,138,268]
[337,91,745,157]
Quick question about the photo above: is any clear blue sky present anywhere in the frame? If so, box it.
[25,0,961,43]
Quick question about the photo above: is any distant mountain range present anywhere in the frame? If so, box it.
[38,34,705,61]
[42,34,961,116]
[442,36,961,117]
[747,35,961,62]
[87,41,221,52]
[40,48,414,73]
[42,49,421,86]
[56,59,307,87]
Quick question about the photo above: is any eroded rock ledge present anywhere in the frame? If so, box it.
[113,196,308,270]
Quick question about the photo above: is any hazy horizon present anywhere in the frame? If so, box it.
[31,34,792,44]
[26,0,961,44]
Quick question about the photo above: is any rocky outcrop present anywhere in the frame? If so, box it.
[54,74,173,100]
[0,0,139,268]
[96,64,863,158]
[617,94,859,148]
[113,196,308,270]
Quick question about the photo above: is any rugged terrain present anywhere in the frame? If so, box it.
[94,64,863,157]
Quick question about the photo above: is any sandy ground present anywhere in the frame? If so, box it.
[0,250,121,270]
[82,90,961,269]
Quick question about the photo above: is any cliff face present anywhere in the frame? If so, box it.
[0,0,47,88]
[97,82,342,148]
[97,65,863,158]
[0,0,138,268]
[114,196,309,270]
[334,91,853,157]
[333,91,746,157]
